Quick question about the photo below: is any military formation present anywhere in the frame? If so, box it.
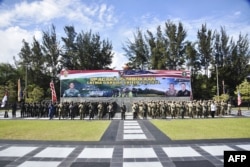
[17,101,117,120]
[131,100,232,119]
[5,99,233,120]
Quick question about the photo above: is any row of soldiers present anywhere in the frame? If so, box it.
[131,100,232,119]
[19,101,117,120]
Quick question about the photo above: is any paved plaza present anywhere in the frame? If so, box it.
[0,111,250,167]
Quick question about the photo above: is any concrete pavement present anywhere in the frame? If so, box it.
[0,111,250,167]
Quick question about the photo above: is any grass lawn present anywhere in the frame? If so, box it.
[0,120,111,141]
[151,118,250,140]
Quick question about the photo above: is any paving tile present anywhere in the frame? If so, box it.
[236,144,250,151]
[71,162,110,167]
[77,148,114,158]
[124,122,139,125]
[123,161,163,167]
[124,126,141,129]
[200,145,235,156]
[123,134,147,140]
[1,118,250,167]
[162,147,202,157]
[0,146,37,157]
[18,161,61,167]
[124,129,144,133]
[0,160,12,166]
[34,147,75,158]
[123,148,157,158]
[173,160,215,167]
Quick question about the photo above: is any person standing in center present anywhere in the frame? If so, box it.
[120,103,126,120]
[210,101,216,118]
[12,102,17,118]
[107,103,113,120]
[48,102,55,120]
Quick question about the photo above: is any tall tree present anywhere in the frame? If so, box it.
[185,41,200,70]
[226,34,250,91]
[42,24,61,78]
[60,26,78,70]
[17,39,32,66]
[146,26,167,69]
[164,21,187,70]
[197,24,214,76]
[123,28,149,69]
[75,30,113,69]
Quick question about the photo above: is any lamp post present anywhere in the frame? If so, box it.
[216,64,219,98]
[24,63,29,101]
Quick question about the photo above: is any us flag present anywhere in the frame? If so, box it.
[1,91,8,108]
[237,91,242,106]
[50,81,57,102]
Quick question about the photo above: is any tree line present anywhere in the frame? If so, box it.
[0,20,249,103]
[123,20,250,100]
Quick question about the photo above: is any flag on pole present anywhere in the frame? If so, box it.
[1,91,8,108]
[18,78,22,102]
[237,91,242,106]
[50,81,57,102]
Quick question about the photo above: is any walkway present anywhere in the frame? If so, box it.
[0,112,250,167]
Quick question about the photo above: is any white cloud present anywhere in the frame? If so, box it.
[0,0,118,65]
[0,0,249,70]
[111,50,128,70]
[0,26,42,64]
[0,0,117,30]
[234,11,241,16]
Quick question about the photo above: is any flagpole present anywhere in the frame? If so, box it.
[25,64,28,102]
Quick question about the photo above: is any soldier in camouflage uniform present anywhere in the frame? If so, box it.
[180,101,186,119]
[97,102,104,120]
[151,101,157,119]
[196,101,202,118]
[78,102,84,120]
[227,102,232,115]
[89,102,95,120]
[134,102,139,119]
[120,103,126,120]
[138,101,143,118]
[207,100,212,117]
[202,100,209,118]
[142,102,147,119]
[156,102,161,118]
[187,101,193,118]
[220,101,227,116]
[160,101,166,119]
[170,101,176,119]
[147,101,152,117]
[216,101,221,116]
[175,101,181,118]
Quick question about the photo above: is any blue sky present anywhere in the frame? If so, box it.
[0,0,249,69]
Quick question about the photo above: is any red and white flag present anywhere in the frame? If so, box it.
[50,81,57,102]
[17,78,22,102]
[1,91,8,108]
[237,91,242,106]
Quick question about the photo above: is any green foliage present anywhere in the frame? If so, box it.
[0,21,249,101]
[197,24,214,76]
[123,28,149,69]
[0,81,17,103]
[61,26,114,70]
[235,80,250,101]
[25,84,44,103]
[213,93,229,101]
